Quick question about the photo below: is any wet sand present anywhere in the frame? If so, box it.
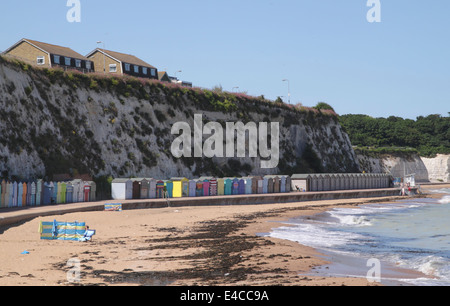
[0,185,447,286]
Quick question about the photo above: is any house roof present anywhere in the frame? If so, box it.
[158,71,170,80]
[5,38,90,60]
[87,48,156,69]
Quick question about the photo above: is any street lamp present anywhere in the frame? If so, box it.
[97,41,106,74]
[282,79,290,104]
[232,86,239,92]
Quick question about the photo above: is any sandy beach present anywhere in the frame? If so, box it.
[0,184,448,286]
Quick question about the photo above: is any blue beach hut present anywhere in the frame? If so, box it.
[42,182,52,205]
[224,178,232,195]
[12,181,18,207]
[280,176,286,193]
[18,182,23,207]
[232,178,239,195]
[189,180,196,197]
[52,182,58,204]
[166,180,174,198]
[245,178,252,195]
[238,179,246,195]
[195,181,203,197]
[262,177,268,194]
[66,183,74,203]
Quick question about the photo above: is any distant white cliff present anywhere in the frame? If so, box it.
[357,152,450,182]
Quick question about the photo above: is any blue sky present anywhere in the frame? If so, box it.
[1,0,449,119]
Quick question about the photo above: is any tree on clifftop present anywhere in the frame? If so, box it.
[314,102,335,112]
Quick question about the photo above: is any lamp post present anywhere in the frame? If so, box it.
[97,41,106,74]
[232,86,239,92]
[282,79,290,104]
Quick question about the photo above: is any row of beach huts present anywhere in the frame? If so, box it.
[111,173,393,200]
[0,173,393,208]
[0,179,97,208]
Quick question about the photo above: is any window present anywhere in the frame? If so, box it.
[142,67,148,75]
[151,69,156,77]
[75,59,81,68]
[134,65,139,73]
[86,61,92,70]
[109,64,117,73]
[124,63,130,71]
[65,57,71,66]
[37,56,45,65]
[54,55,60,64]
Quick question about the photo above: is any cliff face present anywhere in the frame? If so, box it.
[357,151,450,183]
[0,57,360,180]
[421,154,450,183]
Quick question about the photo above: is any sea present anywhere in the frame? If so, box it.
[265,188,450,286]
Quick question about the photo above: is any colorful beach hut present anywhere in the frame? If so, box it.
[182,179,190,197]
[62,182,68,203]
[17,182,23,207]
[66,183,73,203]
[209,178,218,196]
[189,180,196,197]
[72,180,80,203]
[251,176,259,194]
[26,182,32,206]
[55,182,61,204]
[23,182,28,206]
[238,179,246,195]
[280,176,286,193]
[171,178,188,198]
[12,181,18,207]
[83,183,91,202]
[262,177,268,194]
[202,179,210,196]
[36,180,42,206]
[165,180,174,198]
[30,181,36,206]
[245,177,252,195]
[224,178,232,195]
[266,177,274,193]
[232,178,239,195]
[273,176,280,193]
[42,182,51,205]
[132,180,141,199]
[257,178,263,194]
[7,182,13,207]
[156,180,165,198]
[217,179,225,196]
[195,181,203,197]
